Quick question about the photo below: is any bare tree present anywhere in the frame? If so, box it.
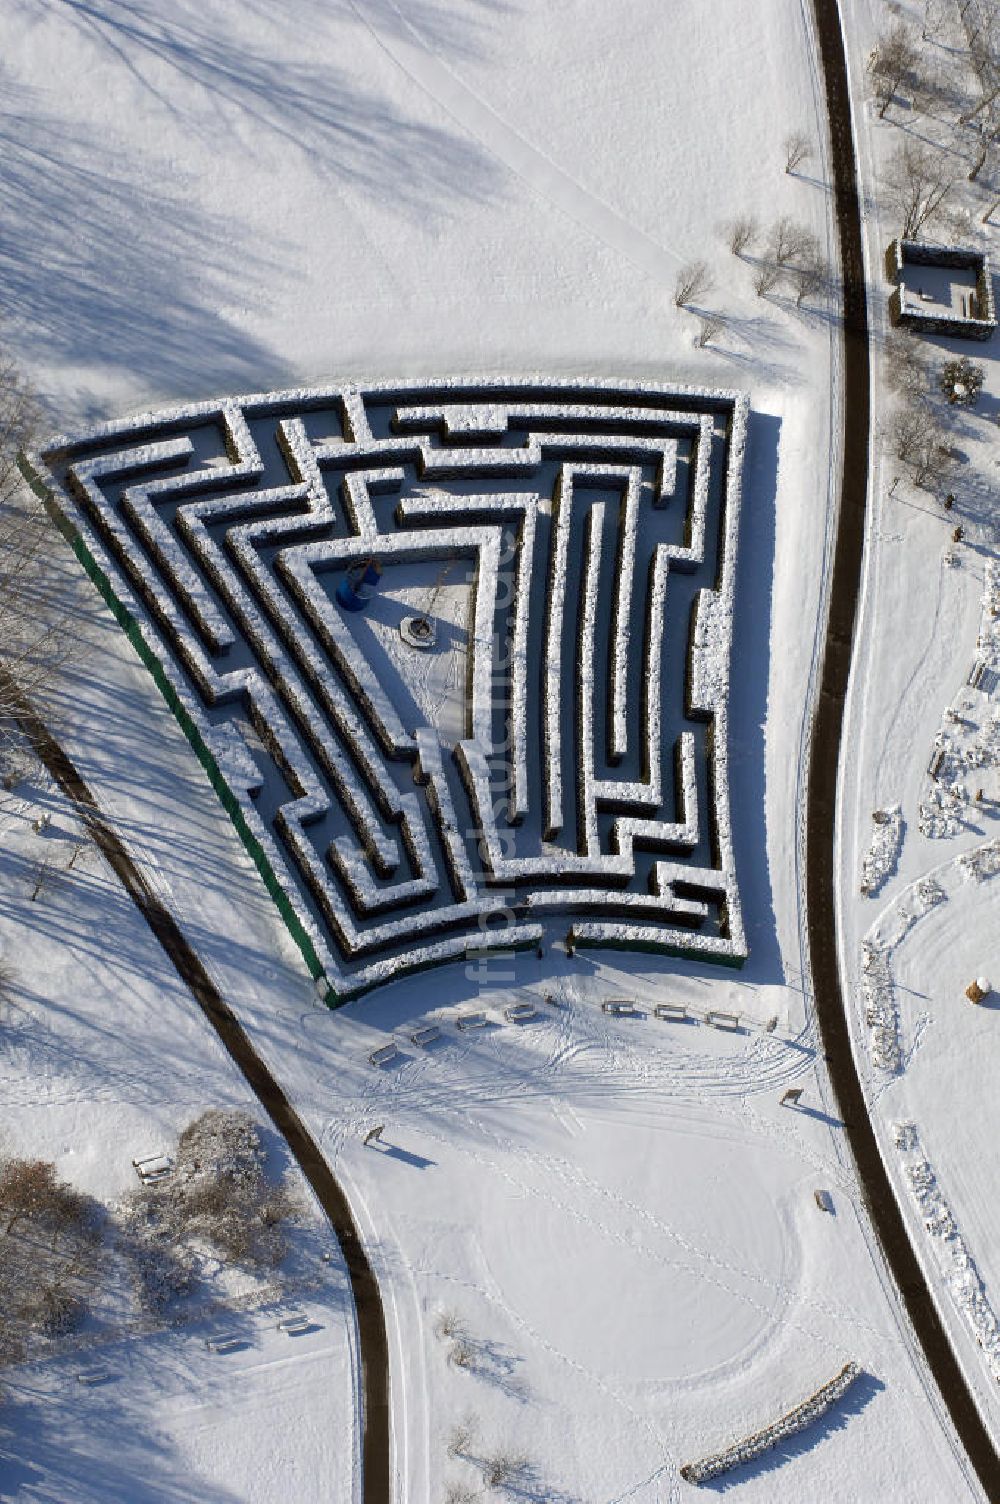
[783,131,812,173]
[29,856,53,902]
[890,400,952,488]
[884,140,955,237]
[481,1451,529,1490]
[447,1415,480,1460]
[673,260,713,308]
[695,313,725,347]
[449,1337,476,1369]
[769,216,818,267]
[790,248,829,307]
[885,329,932,400]
[965,117,998,180]
[753,262,783,297]
[434,1309,464,1342]
[1,1156,104,1353]
[922,0,947,43]
[868,22,920,117]
[0,1158,58,1235]
[953,0,1000,177]
[0,956,17,1016]
[0,361,73,748]
[66,838,87,871]
[723,214,758,256]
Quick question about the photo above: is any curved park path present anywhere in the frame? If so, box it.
[6,677,391,1504]
[807,2,1000,1494]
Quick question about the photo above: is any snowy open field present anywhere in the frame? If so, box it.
[1,0,995,1499]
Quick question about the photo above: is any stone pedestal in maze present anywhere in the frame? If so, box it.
[24,379,749,1000]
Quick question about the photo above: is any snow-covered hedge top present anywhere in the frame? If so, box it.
[28,379,750,994]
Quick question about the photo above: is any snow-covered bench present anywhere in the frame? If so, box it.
[504,1002,537,1023]
[277,1314,313,1336]
[368,1042,400,1067]
[205,1334,244,1354]
[132,1154,173,1184]
[602,999,638,1017]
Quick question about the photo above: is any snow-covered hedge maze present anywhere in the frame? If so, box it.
[24,380,749,999]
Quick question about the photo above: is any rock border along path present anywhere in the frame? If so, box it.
[806,1,1000,1495]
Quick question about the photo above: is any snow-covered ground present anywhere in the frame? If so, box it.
[0,757,359,1503]
[839,0,1000,1457]
[1,0,993,1498]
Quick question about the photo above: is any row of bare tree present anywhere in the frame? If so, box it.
[868,5,998,227]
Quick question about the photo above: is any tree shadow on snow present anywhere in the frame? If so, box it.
[0,1372,247,1504]
[0,70,289,411]
[0,0,505,410]
[726,410,783,988]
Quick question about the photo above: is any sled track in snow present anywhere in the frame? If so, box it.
[4,675,392,1504]
[807,1,1000,1495]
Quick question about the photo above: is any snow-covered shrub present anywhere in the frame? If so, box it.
[860,804,903,896]
[446,1415,479,1460]
[122,1110,300,1314]
[859,942,901,1072]
[896,1126,1000,1381]
[119,1196,196,1314]
[960,838,1000,883]
[481,1450,529,1489]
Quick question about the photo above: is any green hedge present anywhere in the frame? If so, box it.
[18,451,339,1008]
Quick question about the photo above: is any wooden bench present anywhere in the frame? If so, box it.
[205,1335,244,1354]
[132,1154,173,1184]
[456,1011,487,1031]
[706,1010,740,1032]
[410,1024,441,1048]
[654,1003,687,1023]
[602,999,638,1017]
[505,1002,537,1023]
[277,1314,313,1336]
